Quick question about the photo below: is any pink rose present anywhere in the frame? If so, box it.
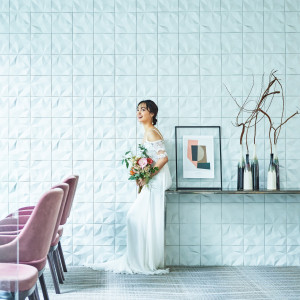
[138,158,148,169]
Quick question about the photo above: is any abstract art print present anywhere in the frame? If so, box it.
[183,136,214,178]
[175,126,222,190]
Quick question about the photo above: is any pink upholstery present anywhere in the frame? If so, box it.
[18,206,34,211]
[0,188,63,271]
[9,175,78,226]
[50,183,69,245]
[0,235,16,245]
[0,184,68,242]
[0,215,30,226]
[0,263,38,292]
[61,175,78,225]
[6,210,32,218]
[0,230,21,236]
[0,225,25,231]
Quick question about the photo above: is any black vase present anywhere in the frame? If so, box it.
[237,145,245,190]
[251,144,259,190]
[274,145,280,190]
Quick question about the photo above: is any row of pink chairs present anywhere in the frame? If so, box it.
[0,175,79,299]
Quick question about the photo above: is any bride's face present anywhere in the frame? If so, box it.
[136,103,153,124]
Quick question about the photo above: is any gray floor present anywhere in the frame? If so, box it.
[43,266,300,300]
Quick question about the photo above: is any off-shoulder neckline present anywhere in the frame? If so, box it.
[144,139,163,144]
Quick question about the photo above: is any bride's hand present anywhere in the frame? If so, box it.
[138,178,146,187]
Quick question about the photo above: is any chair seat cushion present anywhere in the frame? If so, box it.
[21,257,47,272]
[0,263,38,292]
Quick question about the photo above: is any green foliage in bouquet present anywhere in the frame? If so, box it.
[122,144,159,193]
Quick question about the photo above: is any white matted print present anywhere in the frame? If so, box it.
[182,135,214,179]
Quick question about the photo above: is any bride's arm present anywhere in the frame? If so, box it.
[148,129,169,175]
[152,155,168,176]
[138,154,168,187]
[138,130,168,186]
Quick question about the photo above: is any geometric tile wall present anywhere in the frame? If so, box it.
[1,0,300,266]
[166,193,300,266]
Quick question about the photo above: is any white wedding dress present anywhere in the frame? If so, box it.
[91,132,172,275]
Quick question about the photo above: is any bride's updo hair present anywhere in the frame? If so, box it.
[138,100,158,125]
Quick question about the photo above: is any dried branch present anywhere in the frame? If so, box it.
[254,114,258,145]
[274,111,299,144]
[258,108,274,153]
[239,123,246,145]
[226,70,286,152]
[227,77,256,147]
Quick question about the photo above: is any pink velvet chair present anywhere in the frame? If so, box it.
[0,175,79,292]
[3,175,79,276]
[0,263,39,300]
[0,188,63,300]
[57,175,79,273]
[0,183,70,296]
[47,183,69,294]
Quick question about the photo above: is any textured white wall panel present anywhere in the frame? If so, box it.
[2,0,300,267]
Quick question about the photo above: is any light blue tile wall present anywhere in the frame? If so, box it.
[1,0,300,266]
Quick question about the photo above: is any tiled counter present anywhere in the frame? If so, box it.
[165,189,300,267]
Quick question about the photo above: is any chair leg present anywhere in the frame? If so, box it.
[47,253,61,294]
[39,273,49,300]
[58,241,68,272]
[28,293,35,300]
[28,285,39,300]
[53,250,64,284]
[34,285,40,300]
[55,248,65,281]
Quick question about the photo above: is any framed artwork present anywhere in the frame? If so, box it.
[175,126,222,190]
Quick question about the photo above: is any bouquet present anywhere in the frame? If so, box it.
[122,144,158,193]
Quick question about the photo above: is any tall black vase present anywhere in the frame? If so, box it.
[251,144,259,190]
[274,144,280,190]
[237,145,245,190]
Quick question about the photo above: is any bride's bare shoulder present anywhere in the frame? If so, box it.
[146,128,163,142]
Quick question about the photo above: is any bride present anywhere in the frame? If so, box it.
[95,100,172,275]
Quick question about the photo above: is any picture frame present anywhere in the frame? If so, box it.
[175,126,222,190]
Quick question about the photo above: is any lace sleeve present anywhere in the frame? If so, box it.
[152,140,168,159]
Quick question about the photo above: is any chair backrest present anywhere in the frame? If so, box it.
[50,183,69,244]
[60,175,79,225]
[0,216,29,226]
[0,188,64,263]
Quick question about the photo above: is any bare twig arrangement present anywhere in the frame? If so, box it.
[272,77,299,145]
[225,70,299,154]
[224,79,254,148]
[225,71,278,153]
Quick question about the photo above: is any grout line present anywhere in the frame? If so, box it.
[71,2,74,266]
[92,0,95,263]
[220,0,223,266]
[29,4,31,209]
[113,0,117,259]
[8,0,10,225]
[177,0,180,265]
[262,0,266,265]
[50,1,53,188]
[199,1,201,265]
[284,0,287,264]
[241,0,244,267]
